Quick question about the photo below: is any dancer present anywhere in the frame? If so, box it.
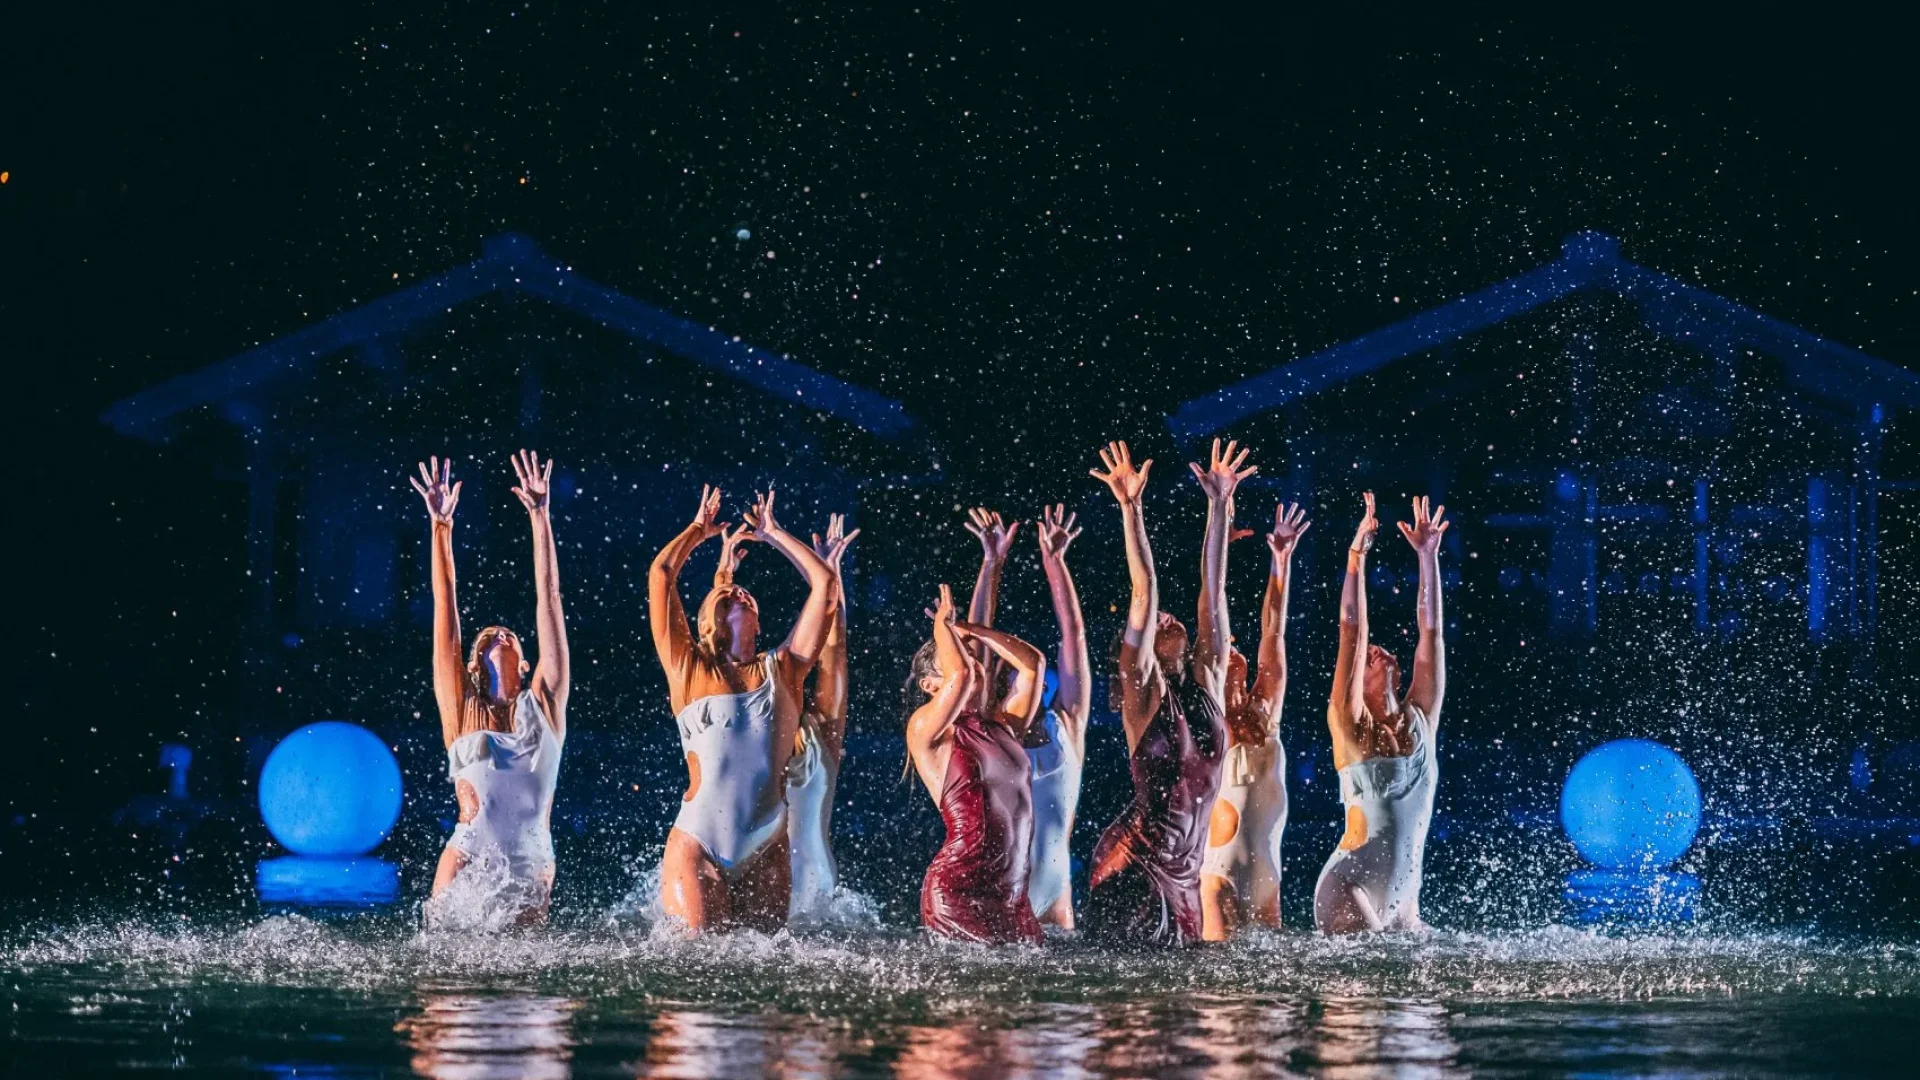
[1083,439,1245,947]
[1313,494,1448,934]
[783,514,858,922]
[956,505,1091,929]
[907,585,1048,943]
[1200,502,1310,940]
[648,486,836,933]
[412,451,570,929]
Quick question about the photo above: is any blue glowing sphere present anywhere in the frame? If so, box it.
[1560,739,1701,870]
[258,722,403,856]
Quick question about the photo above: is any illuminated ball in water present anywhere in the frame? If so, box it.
[258,722,403,856]
[1560,738,1701,870]
[735,227,752,241]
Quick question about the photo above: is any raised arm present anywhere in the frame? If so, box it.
[808,514,859,754]
[744,489,837,675]
[963,508,1019,628]
[1091,440,1158,690]
[1330,492,1379,728]
[650,485,725,699]
[908,585,979,796]
[510,450,569,731]
[712,523,753,588]
[1189,439,1257,703]
[1398,496,1449,720]
[410,457,467,748]
[953,622,1047,739]
[1252,502,1310,728]
[1037,504,1090,743]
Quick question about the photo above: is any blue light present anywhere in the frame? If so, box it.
[258,722,403,856]
[256,855,400,907]
[1559,738,1701,870]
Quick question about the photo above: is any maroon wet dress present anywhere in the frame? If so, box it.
[1085,675,1229,946]
[921,712,1044,944]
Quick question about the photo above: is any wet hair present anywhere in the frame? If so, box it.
[695,585,759,655]
[467,626,528,698]
[902,639,941,720]
[1108,611,1192,686]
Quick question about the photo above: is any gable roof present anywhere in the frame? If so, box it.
[103,232,919,442]
[1169,230,1919,441]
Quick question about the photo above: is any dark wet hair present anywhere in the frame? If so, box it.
[1108,611,1192,686]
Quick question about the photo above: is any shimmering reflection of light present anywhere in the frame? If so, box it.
[398,993,576,1080]
[638,1008,851,1080]
[1306,997,1461,1079]
[1081,997,1305,1078]
[895,1007,1102,1080]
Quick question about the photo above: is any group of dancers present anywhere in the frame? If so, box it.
[409,438,1447,943]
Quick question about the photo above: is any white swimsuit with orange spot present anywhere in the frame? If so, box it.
[671,653,788,873]
[1312,705,1437,932]
[1200,735,1287,907]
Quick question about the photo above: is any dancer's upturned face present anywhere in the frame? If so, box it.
[714,590,760,654]
[1363,647,1400,718]
[1154,613,1189,675]
[476,630,525,698]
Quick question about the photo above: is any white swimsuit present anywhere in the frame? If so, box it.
[1200,736,1288,912]
[786,712,839,919]
[441,691,563,906]
[1025,709,1084,918]
[671,653,788,873]
[1313,706,1438,932]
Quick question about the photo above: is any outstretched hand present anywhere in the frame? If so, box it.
[691,485,727,542]
[743,488,784,537]
[1269,501,1311,558]
[718,523,757,574]
[1189,437,1258,502]
[1037,503,1082,564]
[1091,441,1153,505]
[964,508,1021,563]
[925,583,958,625]
[410,457,462,524]
[509,449,553,513]
[1397,495,1449,556]
[811,513,861,571]
[1350,492,1380,555]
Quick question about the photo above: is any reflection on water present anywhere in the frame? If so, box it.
[1310,998,1459,1079]
[399,993,576,1080]
[1,918,1914,1077]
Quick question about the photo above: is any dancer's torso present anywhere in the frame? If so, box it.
[921,712,1042,943]
[672,652,792,870]
[446,690,563,873]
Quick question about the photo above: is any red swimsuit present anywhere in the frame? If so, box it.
[921,712,1044,944]
[1086,676,1228,946]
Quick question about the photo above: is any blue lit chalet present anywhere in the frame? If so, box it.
[104,233,931,741]
[1169,231,1917,649]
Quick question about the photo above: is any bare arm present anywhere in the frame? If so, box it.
[954,622,1047,739]
[1190,439,1256,704]
[963,508,1018,628]
[1091,442,1159,728]
[809,515,858,755]
[511,450,569,731]
[1253,503,1310,728]
[745,489,837,676]
[649,485,724,706]
[410,458,467,748]
[907,585,978,796]
[1330,493,1379,730]
[1037,504,1091,745]
[1400,496,1448,720]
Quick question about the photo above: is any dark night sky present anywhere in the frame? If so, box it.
[9,5,1917,828]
